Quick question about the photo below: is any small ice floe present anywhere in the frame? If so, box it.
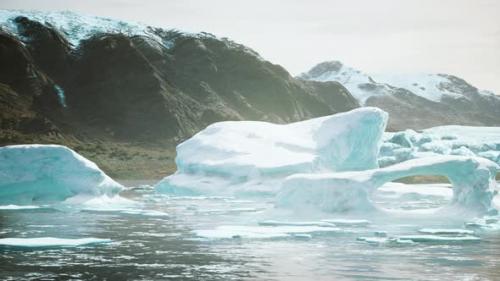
[290,233,312,239]
[0,205,41,210]
[194,225,341,239]
[258,220,335,227]
[417,228,474,235]
[374,231,388,237]
[465,216,500,230]
[356,237,393,244]
[397,235,480,243]
[0,237,112,247]
[79,195,139,211]
[80,195,168,217]
[321,219,370,227]
[120,209,169,217]
[198,208,264,214]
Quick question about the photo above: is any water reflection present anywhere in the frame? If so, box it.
[0,186,499,280]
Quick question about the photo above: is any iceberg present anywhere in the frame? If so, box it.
[156,107,388,195]
[277,156,498,214]
[0,145,123,205]
[156,106,498,216]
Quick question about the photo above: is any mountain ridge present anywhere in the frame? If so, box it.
[300,60,500,130]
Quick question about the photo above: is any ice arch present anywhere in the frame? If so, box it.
[277,156,499,214]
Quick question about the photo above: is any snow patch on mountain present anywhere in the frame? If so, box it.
[0,9,163,46]
[301,61,497,105]
[299,61,386,104]
[0,9,264,61]
[371,73,462,102]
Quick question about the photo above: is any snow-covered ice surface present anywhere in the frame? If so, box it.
[156,107,388,196]
[0,145,123,205]
[157,108,498,217]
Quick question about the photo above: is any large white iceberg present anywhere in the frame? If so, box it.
[0,144,123,205]
[156,107,388,195]
[278,156,498,214]
[156,107,498,215]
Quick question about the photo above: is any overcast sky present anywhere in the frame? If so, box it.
[2,0,499,93]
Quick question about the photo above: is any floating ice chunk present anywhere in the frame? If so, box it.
[417,228,474,235]
[320,219,370,226]
[80,195,168,216]
[120,209,169,217]
[397,235,480,243]
[258,220,335,227]
[278,156,498,214]
[0,205,40,210]
[194,225,342,239]
[157,108,388,196]
[0,237,112,247]
[357,236,416,245]
[290,233,312,239]
[465,216,500,230]
[0,145,123,205]
[80,195,139,211]
[199,208,263,214]
[380,126,500,166]
[356,236,390,244]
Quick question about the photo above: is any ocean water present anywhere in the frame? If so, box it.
[1,183,500,281]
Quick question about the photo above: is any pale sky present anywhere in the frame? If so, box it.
[2,0,499,93]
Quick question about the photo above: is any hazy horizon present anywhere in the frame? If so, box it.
[1,0,499,93]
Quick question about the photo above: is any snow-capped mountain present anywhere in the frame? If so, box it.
[299,61,383,104]
[301,61,500,130]
[0,10,163,46]
[0,10,357,142]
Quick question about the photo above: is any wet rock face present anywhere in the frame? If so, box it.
[168,36,358,123]
[13,16,72,81]
[67,34,186,138]
[0,14,359,142]
[0,32,38,95]
[0,31,62,117]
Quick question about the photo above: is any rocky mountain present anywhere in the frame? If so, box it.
[300,61,500,130]
[0,10,358,177]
